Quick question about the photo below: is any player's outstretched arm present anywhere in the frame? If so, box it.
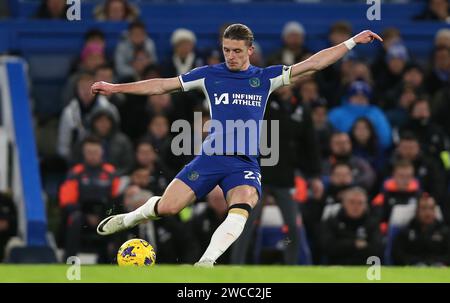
[91,77,182,96]
[290,30,383,79]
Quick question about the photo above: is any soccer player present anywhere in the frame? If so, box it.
[92,24,382,267]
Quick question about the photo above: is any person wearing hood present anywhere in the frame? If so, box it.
[72,106,134,176]
[320,187,383,265]
[114,21,158,81]
[57,72,120,161]
[328,80,393,150]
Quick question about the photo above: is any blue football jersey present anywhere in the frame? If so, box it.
[178,63,291,158]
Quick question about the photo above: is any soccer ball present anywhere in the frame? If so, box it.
[117,238,156,267]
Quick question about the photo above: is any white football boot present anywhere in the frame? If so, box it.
[194,259,215,268]
[97,214,131,235]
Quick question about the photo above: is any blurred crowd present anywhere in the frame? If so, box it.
[1,0,450,265]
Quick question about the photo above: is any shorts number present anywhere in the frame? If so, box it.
[244,170,261,185]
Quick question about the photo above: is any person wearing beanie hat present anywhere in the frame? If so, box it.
[164,28,202,77]
[171,28,197,47]
[267,20,310,66]
[374,41,409,100]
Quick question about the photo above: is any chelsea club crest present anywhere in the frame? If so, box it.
[249,77,260,87]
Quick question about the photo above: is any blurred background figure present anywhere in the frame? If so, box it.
[57,73,119,162]
[94,0,140,22]
[72,107,134,176]
[322,132,376,191]
[372,160,421,230]
[392,194,450,266]
[415,0,450,23]
[34,0,68,19]
[320,187,383,265]
[115,21,158,82]
[267,21,310,66]
[58,136,120,263]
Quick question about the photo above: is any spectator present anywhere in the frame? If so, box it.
[144,114,170,153]
[164,28,202,77]
[322,132,376,191]
[328,80,393,150]
[0,192,17,262]
[372,160,421,228]
[94,64,126,109]
[375,42,410,98]
[383,63,426,111]
[432,81,450,137]
[118,64,163,142]
[94,0,140,22]
[142,114,184,174]
[311,98,333,158]
[163,29,205,123]
[67,29,107,76]
[434,28,450,49]
[328,21,353,47]
[425,46,450,95]
[115,21,158,81]
[325,58,372,108]
[415,0,450,23]
[385,83,420,130]
[387,132,447,205]
[316,21,354,104]
[350,117,386,174]
[401,97,449,163]
[58,136,120,262]
[303,162,354,264]
[297,79,321,105]
[267,21,310,66]
[72,107,134,176]
[371,27,402,87]
[322,162,355,207]
[134,139,172,190]
[62,39,107,106]
[320,187,383,265]
[190,186,230,264]
[34,0,68,19]
[146,93,174,123]
[57,73,120,161]
[392,194,450,266]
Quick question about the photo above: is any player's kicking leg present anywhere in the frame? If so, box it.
[195,184,258,267]
[97,179,196,235]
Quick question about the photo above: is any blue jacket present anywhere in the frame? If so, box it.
[328,104,392,150]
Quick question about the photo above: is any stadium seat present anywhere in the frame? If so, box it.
[253,205,312,265]
[3,237,58,263]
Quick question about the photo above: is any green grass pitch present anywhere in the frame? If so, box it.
[0,265,449,283]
